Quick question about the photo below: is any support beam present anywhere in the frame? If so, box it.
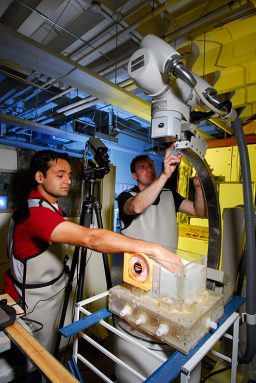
[0,23,151,122]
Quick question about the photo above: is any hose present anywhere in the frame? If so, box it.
[232,115,256,363]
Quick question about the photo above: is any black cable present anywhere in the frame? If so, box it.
[24,276,78,316]
[21,317,43,333]
[200,365,231,382]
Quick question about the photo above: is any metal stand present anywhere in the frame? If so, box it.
[59,294,244,383]
[54,177,112,357]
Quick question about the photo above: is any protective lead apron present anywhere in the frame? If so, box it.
[8,200,68,353]
[121,189,178,250]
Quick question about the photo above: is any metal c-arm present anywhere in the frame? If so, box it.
[128,34,236,160]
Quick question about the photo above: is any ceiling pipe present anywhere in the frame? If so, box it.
[64,99,100,116]
[3,75,56,114]
[55,77,133,115]
[0,69,55,94]
[15,59,132,116]
[58,79,135,116]
[46,87,76,103]
[76,0,176,64]
[69,0,149,60]
[16,1,96,50]
[56,96,96,113]
[93,1,142,44]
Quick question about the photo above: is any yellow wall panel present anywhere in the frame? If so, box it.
[239,103,256,121]
[178,225,208,256]
[230,146,241,182]
[219,183,255,214]
[248,145,256,183]
[191,15,256,75]
[205,147,233,181]
[178,144,256,262]
[214,66,246,94]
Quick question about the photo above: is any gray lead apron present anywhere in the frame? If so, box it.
[8,199,68,353]
[121,188,178,250]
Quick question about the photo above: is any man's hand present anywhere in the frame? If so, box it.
[151,245,183,273]
[163,144,182,179]
[193,173,202,189]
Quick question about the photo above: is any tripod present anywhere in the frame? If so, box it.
[54,176,112,357]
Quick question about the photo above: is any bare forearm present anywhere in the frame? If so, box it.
[194,186,207,218]
[125,173,168,214]
[83,228,182,272]
[51,221,182,272]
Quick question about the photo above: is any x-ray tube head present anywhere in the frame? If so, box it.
[141,34,181,75]
[128,35,193,141]
[128,48,168,97]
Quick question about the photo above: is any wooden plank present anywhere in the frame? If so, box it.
[5,321,78,382]
[0,294,78,382]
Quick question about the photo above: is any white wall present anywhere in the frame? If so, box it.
[0,145,17,171]
[0,145,17,289]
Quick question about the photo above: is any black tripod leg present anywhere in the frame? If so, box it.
[76,202,93,301]
[77,247,88,302]
[94,201,112,289]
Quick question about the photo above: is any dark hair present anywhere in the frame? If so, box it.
[30,150,71,186]
[130,155,152,173]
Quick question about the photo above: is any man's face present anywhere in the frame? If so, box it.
[132,158,156,188]
[36,159,72,202]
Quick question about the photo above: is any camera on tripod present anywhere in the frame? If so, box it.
[82,137,110,180]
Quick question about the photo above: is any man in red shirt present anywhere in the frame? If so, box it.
[3,150,182,354]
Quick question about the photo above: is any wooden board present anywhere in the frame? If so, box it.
[0,294,78,382]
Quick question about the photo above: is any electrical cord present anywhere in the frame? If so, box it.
[20,317,44,333]
[200,365,231,382]
[24,276,78,316]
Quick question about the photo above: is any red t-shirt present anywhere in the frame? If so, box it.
[3,190,66,300]
[13,190,65,260]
